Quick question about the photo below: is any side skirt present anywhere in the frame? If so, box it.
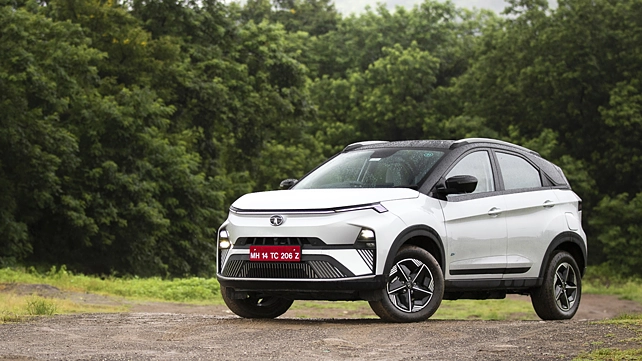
[445,277,541,293]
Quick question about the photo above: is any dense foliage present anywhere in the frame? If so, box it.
[1,0,640,277]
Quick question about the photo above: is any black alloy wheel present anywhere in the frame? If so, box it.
[369,245,444,322]
[531,251,582,320]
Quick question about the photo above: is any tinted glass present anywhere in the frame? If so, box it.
[294,149,444,189]
[446,151,495,193]
[496,152,541,190]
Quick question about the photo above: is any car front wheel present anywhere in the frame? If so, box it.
[369,245,444,322]
[221,287,293,319]
[531,251,582,320]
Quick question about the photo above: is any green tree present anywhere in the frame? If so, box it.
[307,1,489,152]
[129,0,325,190]
[307,1,481,79]
[271,0,339,36]
[590,193,642,276]
[0,4,96,266]
[453,0,642,270]
[457,0,642,194]
[311,43,442,143]
[0,0,226,276]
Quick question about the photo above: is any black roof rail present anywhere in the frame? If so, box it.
[343,141,389,152]
[451,138,540,157]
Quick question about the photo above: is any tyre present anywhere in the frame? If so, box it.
[369,245,444,322]
[531,251,582,320]
[221,287,293,319]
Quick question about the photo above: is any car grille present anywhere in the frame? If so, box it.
[235,237,324,246]
[221,260,348,279]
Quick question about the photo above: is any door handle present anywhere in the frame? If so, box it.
[488,207,502,217]
[543,200,555,208]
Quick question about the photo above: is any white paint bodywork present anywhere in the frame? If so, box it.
[232,188,419,210]
[218,186,586,282]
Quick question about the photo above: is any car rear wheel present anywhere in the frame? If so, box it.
[531,251,582,320]
[221,288,293,319]
[369,245,444,322]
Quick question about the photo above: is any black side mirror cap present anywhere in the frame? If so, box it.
[437,175,478,195]
[279,179,298,189]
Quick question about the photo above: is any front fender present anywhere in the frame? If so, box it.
[382,225,446,276]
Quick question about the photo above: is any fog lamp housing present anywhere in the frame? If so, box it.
[358,229,375,240]
[219,229,231,249]
[356,228,376,248]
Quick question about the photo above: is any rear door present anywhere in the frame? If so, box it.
[493,151,564,279]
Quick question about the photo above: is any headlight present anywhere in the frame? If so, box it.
[219,229,231,249]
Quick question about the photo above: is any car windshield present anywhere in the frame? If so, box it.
[293,148,445,189]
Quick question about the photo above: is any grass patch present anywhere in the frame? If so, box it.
[603,314,642,342]
[2,263,642,323]
[583,264,642,304]
[575,348,642,360]
[434,297,537,320]
[289,300,377,318]
[574,314,642,360]
[291,300,369,311]
[26,297,57,315]
[0,266,221,304]
[289,297,539,320]
[0,293,126,323]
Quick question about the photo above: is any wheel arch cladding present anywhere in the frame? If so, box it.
[384,226,445,275]
[539,232,587,278]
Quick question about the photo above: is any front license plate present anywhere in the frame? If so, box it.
[249,246,301,262]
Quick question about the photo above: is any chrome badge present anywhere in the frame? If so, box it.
[269,215,285,226]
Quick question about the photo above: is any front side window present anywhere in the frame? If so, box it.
[446,151,495,193]
[496,152,541,190]
[293,149,444,189]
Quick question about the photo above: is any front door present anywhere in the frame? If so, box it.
[439,150,508,279]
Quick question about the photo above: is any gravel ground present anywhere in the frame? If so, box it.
[1,284,641,361]
[0,313,638,361]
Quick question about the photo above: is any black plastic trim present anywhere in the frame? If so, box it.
[218,275,386,293]
[223,254,356,278]
[538,231,588,277]
[449,267,531,276]
[445,278,540,291]
[230,202,388,215]
[234,244,356,250]
[450,138,540,157]
[444,186,563,203]
[234,236,324,247]
[233,237,358,250]
[383,225,445,275]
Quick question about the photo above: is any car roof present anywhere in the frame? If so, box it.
[344,138,540,157]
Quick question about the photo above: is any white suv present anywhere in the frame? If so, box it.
[217,138,586,322]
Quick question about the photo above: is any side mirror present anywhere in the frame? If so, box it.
[437,175,478,195]
[279,179,298,189]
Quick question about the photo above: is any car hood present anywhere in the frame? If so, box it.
[231,188,419,211]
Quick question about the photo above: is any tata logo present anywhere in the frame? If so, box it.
[269,215,285,226]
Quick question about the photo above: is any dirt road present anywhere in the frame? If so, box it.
[0,312,639,361]
[1,285,641,361]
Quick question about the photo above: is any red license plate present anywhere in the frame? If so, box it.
[249,246,301,262]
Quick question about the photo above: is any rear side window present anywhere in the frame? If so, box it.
[496,152,541,190]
